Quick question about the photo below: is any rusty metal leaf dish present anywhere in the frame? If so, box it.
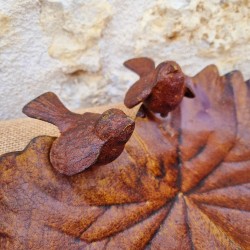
[0,63,249,249]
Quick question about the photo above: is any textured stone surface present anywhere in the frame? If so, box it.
[40,0,112,73]
[135,0,250,74]
[0,0,250,119]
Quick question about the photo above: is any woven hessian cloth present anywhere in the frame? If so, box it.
[0,103,139,156]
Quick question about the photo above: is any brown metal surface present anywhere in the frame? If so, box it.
[0,65,250,249]
[124,57,195,117]
[22,92,135,175]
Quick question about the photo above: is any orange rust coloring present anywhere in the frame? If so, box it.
[0,65,250,249]
[124,57,195,117]
[23,92,135,176]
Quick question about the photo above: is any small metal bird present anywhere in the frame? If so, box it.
[124,57,195,117]
[23,92,135,176]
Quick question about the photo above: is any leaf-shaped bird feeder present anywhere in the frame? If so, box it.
[0,60,249,249]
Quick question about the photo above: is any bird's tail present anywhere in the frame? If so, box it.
[23,92,76,132]
[124,57,155,77]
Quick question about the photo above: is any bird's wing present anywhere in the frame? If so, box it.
[50,128,104,176]
[124,71,157,108]
[124,57,155,77]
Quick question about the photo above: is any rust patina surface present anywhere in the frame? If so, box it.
[22,92,135,176]
[0,61,249,249]
[124,57,195,117]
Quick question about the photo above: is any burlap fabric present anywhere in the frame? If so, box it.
[0,103,139,156]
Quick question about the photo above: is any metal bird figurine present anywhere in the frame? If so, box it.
[124,57,195,117]
[23,92,135,176]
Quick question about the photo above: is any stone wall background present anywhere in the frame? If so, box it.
[0,0,249,120]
